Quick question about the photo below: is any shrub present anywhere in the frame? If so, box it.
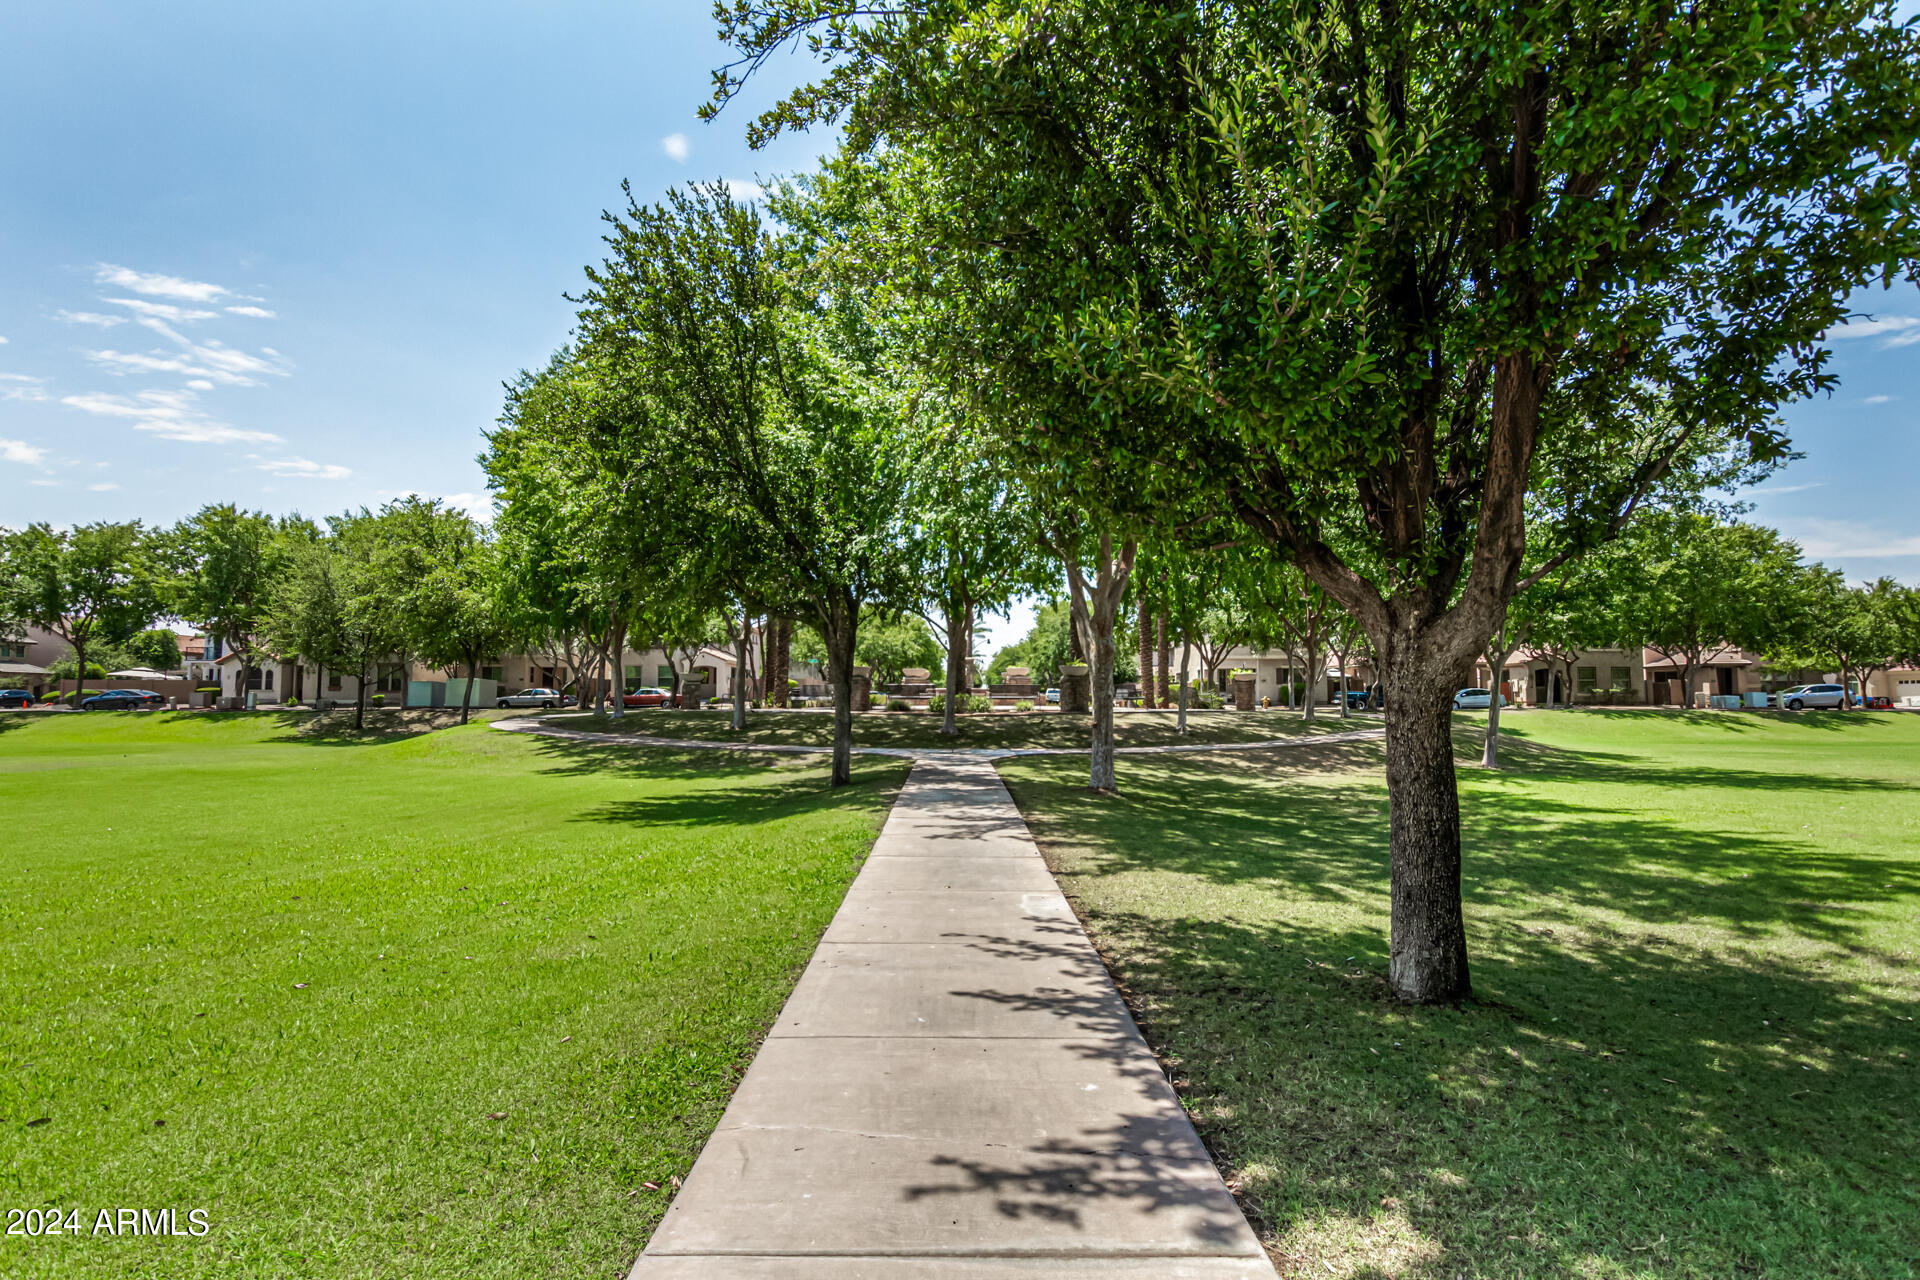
[1015,699,1033,712]
[929,691,994,715]
[887,697,911,711]
[371,694,386,706]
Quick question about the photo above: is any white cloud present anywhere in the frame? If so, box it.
[661,132,690,162]
[0,335,7,343]
[224,305,276,318]
[30,479,59,487]
[106,297,219,323]
[0,374,49,403]
[60,388,282,445]
[1823,315,1918,338]
[57,310,127,327]
[87,323,290,387]
[1748,481,1827,495]
[1778,517,1920,559]
[722,179,765,204]
[1863,395,1893,405]
[252,455,350,480]
[0,437,48,465]
[382,489,493,522]
[185,379,214,390]
[93,263,229,302]
[87,481,120,492]
[1884,329,1920,349]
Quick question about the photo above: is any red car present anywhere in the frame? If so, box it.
[622,686,671,708]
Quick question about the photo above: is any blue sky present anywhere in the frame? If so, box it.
[1,3,1915,658]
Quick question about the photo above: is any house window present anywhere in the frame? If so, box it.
[375,664,406,693]
[481,666,503,683]
[263,668,274,691]
[1577,666,1598,692]
[245,667,263,690]
[327,673,343,691]
[658,665,673,685]
[1610,666,1632,690]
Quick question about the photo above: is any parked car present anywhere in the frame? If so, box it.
[497,687,564,709]
[1342,688,1382,710]
[80,689,165,711]
[622,686,671,708]
[0,688,37,708]
[1776,683,1848,711]
[1452,688,1507,710]
[1045,687,1061,705]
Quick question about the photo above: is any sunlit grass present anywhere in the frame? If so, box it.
[1000,710,1920,1279]
[0,711,908,1279]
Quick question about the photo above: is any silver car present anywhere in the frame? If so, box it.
[1452,688,1507,710]
[1776,683,1849,711]
[496,687,562,709]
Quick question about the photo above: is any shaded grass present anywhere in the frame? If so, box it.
[553,706,1363,750]
[0,712,908,1279]
[999,710,1920,1279]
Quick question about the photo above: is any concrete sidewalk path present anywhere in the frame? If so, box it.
[629,757,1276,1279]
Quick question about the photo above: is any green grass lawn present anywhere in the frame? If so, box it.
[999,709,1919,1279]
[0,710,908,1279]
[553,706,1364,750]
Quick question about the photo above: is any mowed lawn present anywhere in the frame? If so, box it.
[556,706,1363,751]
[1000,710,1919,1280]
[0,711,908,1279]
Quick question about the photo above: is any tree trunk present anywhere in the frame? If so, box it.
[732,615,749,731]
[1681,655,1697,710]
[825,599,858,786]
[1285,663,1294,711]
[354,660,368,731]
[1136,594,1153,708]
[71,636,89,705]
[1379,645,1472,1004]
[1176,638,1191,735]
[1156,611,1171,708]
[1481,645,1516,769]
[461,652,476,725]
[1091,597,1120,790]
[942,594,966,736]
[608,615,627,721]
[1338,655,1351,719]
[1302,644,1321,721]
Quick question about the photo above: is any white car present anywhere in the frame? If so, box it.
[1452,688,1508,710]
[1045,687,1061,705]
[497,687,563,709]
[1776,683,1849,711]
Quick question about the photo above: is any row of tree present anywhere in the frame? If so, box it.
[672,0,1918,1003]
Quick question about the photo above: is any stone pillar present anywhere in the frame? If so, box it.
[1059,663,1090,714]
[851,665,872,713]
[1231,672,1256,712]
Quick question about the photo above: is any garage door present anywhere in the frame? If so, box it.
[1898,680,1920,701]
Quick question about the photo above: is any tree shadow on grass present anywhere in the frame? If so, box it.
[518,733,913,828]
[1086,904,1918,1278]
[1000,743,1919,1276]
[1031,741,1917,949]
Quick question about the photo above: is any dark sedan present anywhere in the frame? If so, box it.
[0,688,37,708]
[80,689,165,711]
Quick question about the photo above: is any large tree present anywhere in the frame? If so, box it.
[580,180,928,784]
[1792,572,1911,708]
[1,521,158,703]
[164,505,283,703]
[711,0,1920,1001]
[1609,513,1806,708]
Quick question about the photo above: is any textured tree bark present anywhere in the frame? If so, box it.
[1381,646,1472,1004]
[1481,642,1516,768]
[942,595,966,736]
[607,615,627,722]
[731,612,749,731]
[1176,638,1191,734]
[1136,594,1154,708]
[1156,611,1171,708]
[1065,532,1135,793]
[825,597,858,786]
